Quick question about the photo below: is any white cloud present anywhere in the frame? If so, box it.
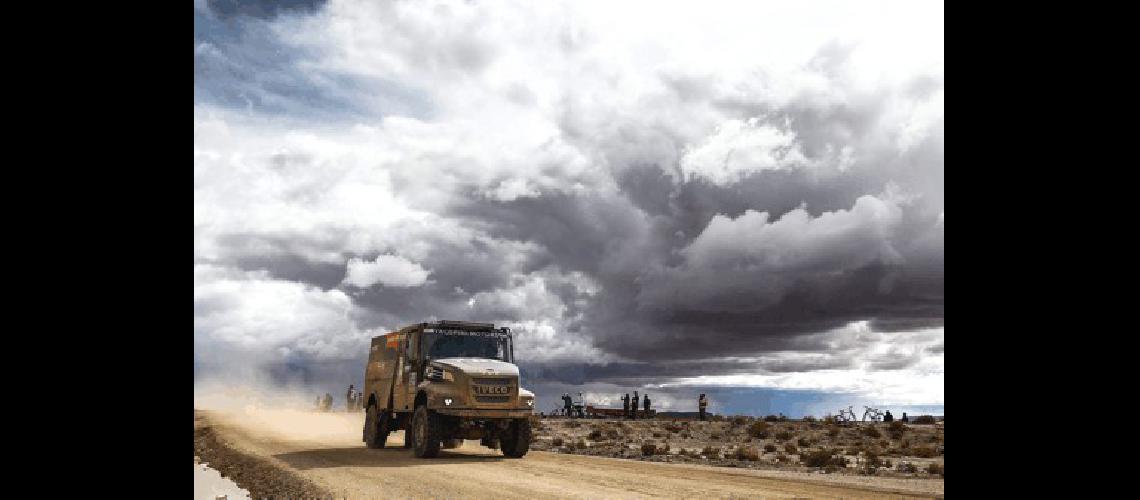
[342,254,431,288]
[679,117,807,185]
[194,264,378,361]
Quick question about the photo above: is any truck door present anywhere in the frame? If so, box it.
[394,332,419,411]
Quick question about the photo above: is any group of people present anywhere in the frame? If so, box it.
[883,410,909,423]
[620,391,652,419]
[561,392,585,418]
[313,384,366,413]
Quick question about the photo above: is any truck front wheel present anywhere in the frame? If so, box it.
[500,418,530,458]
[412,406,441,458]
[363,404,390,449]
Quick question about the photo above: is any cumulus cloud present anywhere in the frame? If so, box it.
[343,254,431,288]
[679,117,807,185]
[194,0,944,410]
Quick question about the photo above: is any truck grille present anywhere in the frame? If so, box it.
[473,378,511,386]
[474,396,510,403]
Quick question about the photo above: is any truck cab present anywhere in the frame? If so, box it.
[362,320,534,458]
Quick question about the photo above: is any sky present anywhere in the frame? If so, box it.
[194,0,944,417]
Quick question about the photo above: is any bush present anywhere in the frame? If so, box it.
[927,462,944,477]
[764,415,781,422]
[764,444,777,452]
[862,426,882,438]
[577,438,587,449]
[797,437,810,447]
[734,445,761,461]
[897,461,919,473]
[775,430,793,441]
[702,446,721,458]
[552,437,564,447]
[911,446,938,458]
[827,426,840,438]
[641,441,658,456]
[802,449,847,468]
[859,451,882,474]
[710,432,723,440]
[913,415,936,425]
[747,421,771,439]
[784,443,798,454]
[888,420,906,439]
[732,416,750,426]
[606,428,621,440]
[565,420,582,428]
[588,429,603,440]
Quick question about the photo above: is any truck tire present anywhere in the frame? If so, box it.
[363,404,390,449]
[500,418,530,458]
[412,406,441,458]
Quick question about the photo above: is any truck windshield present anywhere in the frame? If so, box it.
[422,331,512,362]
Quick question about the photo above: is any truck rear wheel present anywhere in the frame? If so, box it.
[363,404,390,449]
[500,418,530,458]
[412,406,441,458]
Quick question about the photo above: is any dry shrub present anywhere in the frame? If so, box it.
[652,432,664,438]
[710,432,723,440]
[775,430,793,441]
[734,446,761,461]
[862,426,882,438]
[913,415,936,425]
[797,437,810,447]
[897,461,919,473]
[775,452,790,463]
[552,437,564,447]
[827,426,840,438]
[888,420,906,439]
[605,428,621,440]
[701,446,721,458]
[784,443,798,454]
[641,441,658,456]
[860,451,882,474]
[565,420,582,428]
[763,443,777,453]
[576,438,587,449]
[748,421,771,439]
[588,429,603,440]
[764,415,781,422]
[927,462,944,477]
[802,448,848,468]
[911,446,938,458]
[732,416,750,426]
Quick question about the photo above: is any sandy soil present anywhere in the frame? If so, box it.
[195,408,944,499]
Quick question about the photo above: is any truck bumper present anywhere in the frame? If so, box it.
[434,408,533,418]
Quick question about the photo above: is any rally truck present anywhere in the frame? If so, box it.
[361,320,535,458]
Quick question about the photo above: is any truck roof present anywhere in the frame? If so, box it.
[372,320,502,341]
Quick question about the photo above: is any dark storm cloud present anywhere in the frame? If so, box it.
[206,0,327,20]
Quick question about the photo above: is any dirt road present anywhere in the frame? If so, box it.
[195,408,944,499]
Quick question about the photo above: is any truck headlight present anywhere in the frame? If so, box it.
[444,398,453,406]
[526,399,534,407]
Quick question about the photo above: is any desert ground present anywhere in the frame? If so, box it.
[194,407,943,499]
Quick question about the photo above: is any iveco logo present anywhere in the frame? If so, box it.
[474,385,511,395]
